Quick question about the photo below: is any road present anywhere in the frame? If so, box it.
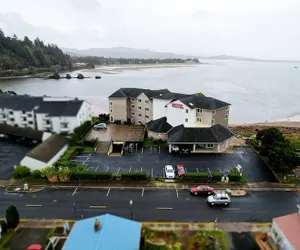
[0,188,299,222]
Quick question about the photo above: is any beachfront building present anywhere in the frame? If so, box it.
[0,94,92,134]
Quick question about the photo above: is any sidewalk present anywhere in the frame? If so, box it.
[17,219,271,232]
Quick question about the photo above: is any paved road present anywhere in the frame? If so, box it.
[72,146,277,182]
[0,188,299,222]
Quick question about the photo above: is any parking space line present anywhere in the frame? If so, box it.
[156,207,173,210]
[25,204,42,207]
[140,167,143,172]
[89,205,106,209]
[142,189,144,197]
[106,188,110,196]
[241,147,247,154]
[72,187,78,196]
[117,167,121,175]
[151,168,154,177]
[196,168,199,172]
[95,166,99,171]
[176,189,178,198]
[75,156,88,158]
[89,154,91,157]
[83,161,86,165]
[129,167,132,172]
[185,168,188,172]
[106,166,109,172]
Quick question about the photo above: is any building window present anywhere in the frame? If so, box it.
[9,111,13,115]
[10,118,14,122]
[186,109,189,113]
[145,100,149,104]
[197,118,201,122]
[225,114,228,119]
[138,106,142,110]
[138,99,142,102]
[145,115,149,119]
[109,102,112,106]
[131,98,135,101]
[110,116,114,122]
[212,110,216,115]
[27,114,32,117]
[22,110,25,114]
[212,119,215,125]
[132,112,135,115]
[138,121,142,124]
[138,114,142,117]
[226,106,229,111]
[185,118,188,122]
[197,109,203,113]
[110,109,113,113]
[145,108,149,111]
[131,105,135,109]
[28,121,33,125]
[206,144,215,148]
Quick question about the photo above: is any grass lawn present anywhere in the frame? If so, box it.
[277,173,299,184]
[143,138,168,147]
[0,230,16,250]
[285,133,300,149]
[83,146,94,153]
[187,230,229,250]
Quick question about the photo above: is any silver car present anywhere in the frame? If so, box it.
[207,193,231,206]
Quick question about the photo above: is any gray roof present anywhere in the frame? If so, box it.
[168,124,234,143]
[0,124,44,141]
[0,94,43,111]
[109,88,171,99]
[26,134,68,163]
[152,92,192,100]
[36,100,84,116]
[176,95,230,110]
[147,117,172,133]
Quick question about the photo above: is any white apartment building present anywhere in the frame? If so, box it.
[0,94,92,134]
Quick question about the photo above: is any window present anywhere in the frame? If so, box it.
[185,118,188,122]
[10,118,14,122]
[28,121,33,125]
[138,121,142,124]
[206,144,214,148]
[131,105,135,109]
[212,110,216,115]
[9,111,13,115]
[27,114,32,117]
[131,98,135,101]
[145,115,149,119]
[197,109,203,113]
[110,109,113,113]
[110,116,114,122]
[109,102,112,106]
[138,114,142,117]
[225,114,228,119]
[138,99,142,102]
[145,108,149,111]
[226,106,229,111]
[145,100,149,104]
[197,118,201,122]
[212,119,215,125]
[131,112,135,115]
[138,106,142,110]
[186,109,189,113]
[22,110,25,114]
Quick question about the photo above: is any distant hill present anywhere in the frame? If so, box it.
[62,46,194,59]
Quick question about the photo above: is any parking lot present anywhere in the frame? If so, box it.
[72,146,278,182]
[0,139,34,179]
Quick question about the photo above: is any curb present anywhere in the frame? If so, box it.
[5,186,45,194]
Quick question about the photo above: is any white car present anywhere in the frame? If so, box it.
[207,193,231,206]
[165,165,175,179]
[171,145,180,152]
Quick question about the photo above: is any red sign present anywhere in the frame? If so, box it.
[172,103,184,109]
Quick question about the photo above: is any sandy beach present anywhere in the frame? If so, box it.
[230,121,300,128]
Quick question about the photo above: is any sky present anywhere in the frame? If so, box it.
[1,0,300,59]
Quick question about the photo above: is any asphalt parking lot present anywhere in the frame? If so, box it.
[72,146,278,182]
[0,139,34,180]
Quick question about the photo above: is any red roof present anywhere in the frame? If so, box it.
[27,244,43,250]
[273,213,300,249]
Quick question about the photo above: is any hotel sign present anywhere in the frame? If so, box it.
[172,103,184,109]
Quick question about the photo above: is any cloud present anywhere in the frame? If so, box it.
[70,0,100,11]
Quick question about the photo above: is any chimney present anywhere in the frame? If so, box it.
[297,204,300,213]
[94,218,100,232]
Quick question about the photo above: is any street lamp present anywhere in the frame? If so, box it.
[129,200,133,220]
[73,202,76,220]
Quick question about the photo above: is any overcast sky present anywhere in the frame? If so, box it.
[1,0,300,59]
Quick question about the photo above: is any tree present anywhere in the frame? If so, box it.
[5,205,20,229]
[256,127,285,155]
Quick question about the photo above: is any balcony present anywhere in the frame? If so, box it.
[60,127,69,132]
[43,123,52,128]
[20,113,27,117]
[20,119,27,124]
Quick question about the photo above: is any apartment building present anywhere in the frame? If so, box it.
[0,94,92,134]
[108,88,171,124]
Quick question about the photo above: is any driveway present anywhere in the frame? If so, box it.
[0,139,34,180]
[4,228,50,250]
[72,146,278,182]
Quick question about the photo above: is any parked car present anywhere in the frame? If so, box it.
[176,164,185,177]
[190,185,214,195]
[93,123,107,130]
[165,165,175,179]
[171,145,180,152]
[27,244,43,250]
[207,193,231,206]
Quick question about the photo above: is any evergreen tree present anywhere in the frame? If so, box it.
[5,205,20,229]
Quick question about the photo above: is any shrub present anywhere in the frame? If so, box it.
[31,170,42,179]
[228,173,241,182]
[114,120,121,124]
[70,171,112,181]
[70,121,92,146]
[182,172,209,182]
[121,172,148,181]
[75,164,87,171]
[6,205,19,229]
[211,172,223,182]
[13,166,31,179]
[0,221,8,233]
[57,167,71,182]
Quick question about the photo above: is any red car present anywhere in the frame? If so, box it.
[190,185,214,195]
[176,164,185,177]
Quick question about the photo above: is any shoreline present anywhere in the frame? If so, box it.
[229,121,300,128]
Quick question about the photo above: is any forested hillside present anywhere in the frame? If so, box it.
[0,30,73,72]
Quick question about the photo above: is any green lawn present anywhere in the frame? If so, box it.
[83,146,94,153]
[0,230,16,250]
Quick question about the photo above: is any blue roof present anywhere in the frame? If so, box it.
[62,214,141,250]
